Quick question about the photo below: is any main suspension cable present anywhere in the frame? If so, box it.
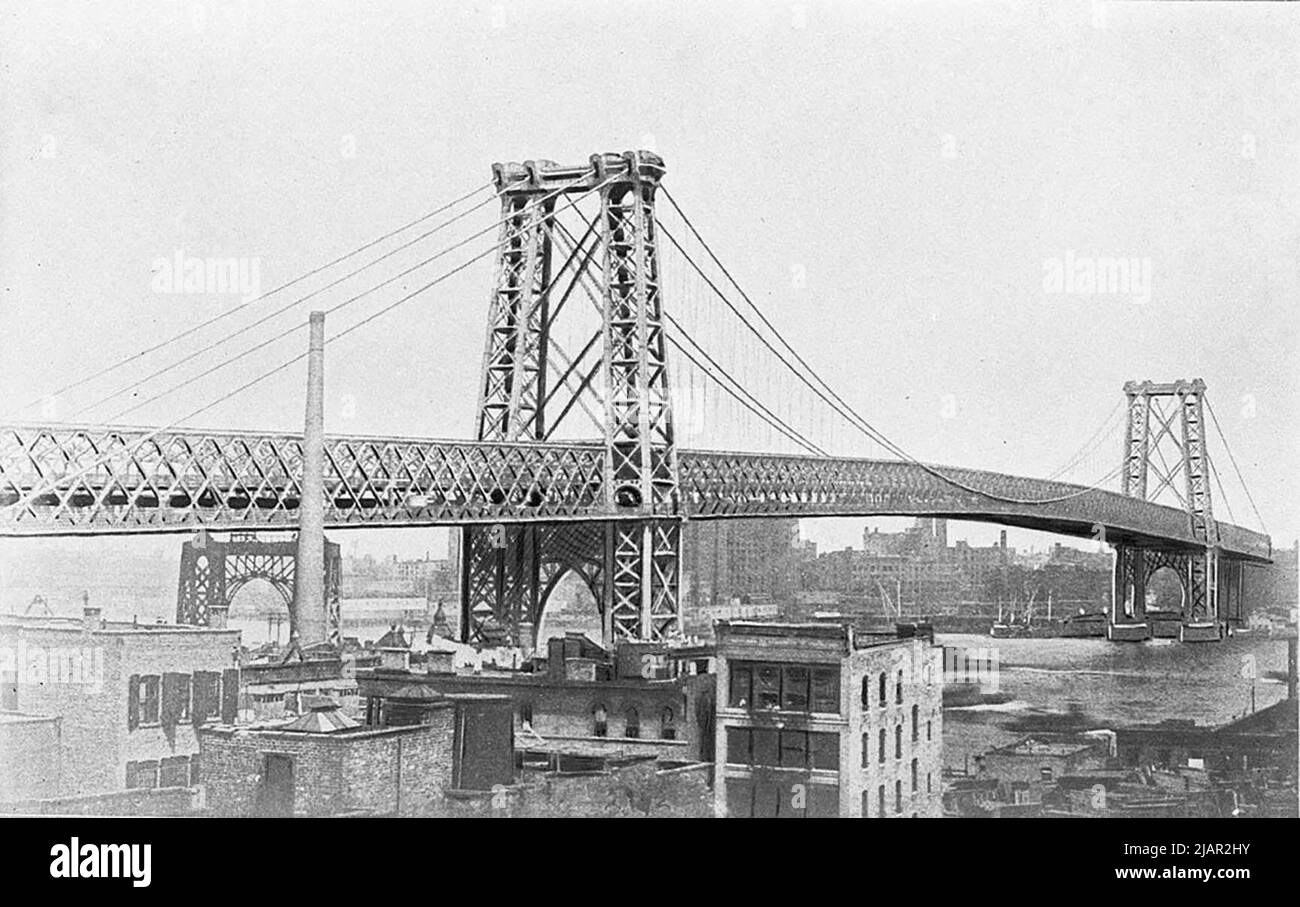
[18,181,494,416]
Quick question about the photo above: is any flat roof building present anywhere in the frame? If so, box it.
[714,620,944,818]
[1,606,239,800]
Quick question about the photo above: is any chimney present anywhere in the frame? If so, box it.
[292,311,328,648]
[81,591,102,632]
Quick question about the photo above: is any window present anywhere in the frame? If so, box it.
[661,707,676,740]
[861,733,870,768]
[782,666,810,712]
[811,666,840,712]
[878,672,886,707]
[729,730,838,772]
[779,729,807,768]
[751,728,779,766]
[730,661,839,713]
[911,758,918,792]
[895,669,904,704]
[192,671,221,724]
[895,725,903,760]
[927,720,932,742]
[726,727,751,765]
[137,675,160,725]
[520,703,533,727]
[755,665,781,709]
[729,663,752,708]
[927,772,932,794]
[912,704,919,742]
[161,673,191,726]
[861,677,871,709]
[877,728,886,764]
[878,784,886,818]
[895,779,902,814]
[624,707,640,739]
[593,703,607,737]
[809,733,839,771]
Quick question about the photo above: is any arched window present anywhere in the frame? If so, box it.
[660,707,675,740]
[927,719,932,742]
[911,704,919,741]
[911,758,918,792]
[877,728,886,764]
[894,779,902,814]
[861,677,870,709]
[624,706,640,739]
[895,725,902,759]
[593,703,608,737]
[877,784,886,818]
[895,669,904,704]
[877,672,886,707]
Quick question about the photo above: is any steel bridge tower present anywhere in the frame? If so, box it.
[461,151,681,650]
[1111,379,1243,641]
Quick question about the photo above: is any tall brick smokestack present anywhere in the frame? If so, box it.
[293,311,327,647]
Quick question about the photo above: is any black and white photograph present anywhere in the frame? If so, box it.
[0,0,1295,884]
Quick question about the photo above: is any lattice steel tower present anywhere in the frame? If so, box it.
[461,151,681,649]
[1113,379,1242,639]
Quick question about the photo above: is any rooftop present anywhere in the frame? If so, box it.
[988,736,1101,758]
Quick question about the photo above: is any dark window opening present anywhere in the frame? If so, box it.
[660,707,676,740]
[593,704,607,737]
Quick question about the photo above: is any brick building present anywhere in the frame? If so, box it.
[357,633,716,764]
[0,606,239,800]
[198,698,468,817]
[714,620,944,818]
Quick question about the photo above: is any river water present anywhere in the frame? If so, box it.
[937,632,1294,770]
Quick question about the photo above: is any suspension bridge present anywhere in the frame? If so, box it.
[0,151,1272,647]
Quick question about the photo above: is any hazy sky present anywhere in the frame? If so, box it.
[1,0,1296,562]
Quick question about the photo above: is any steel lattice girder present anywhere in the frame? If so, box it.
[176,534,341,643]
[675,450,1272,562]
[0,425,608,533]
[0,426,1271,562]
